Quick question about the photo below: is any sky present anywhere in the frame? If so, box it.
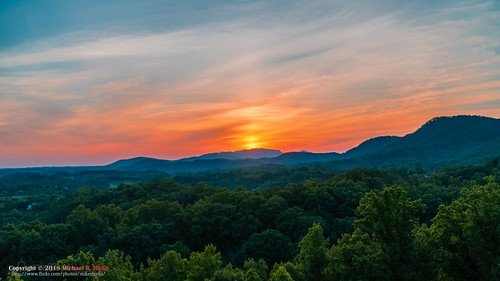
[1,0,500,167]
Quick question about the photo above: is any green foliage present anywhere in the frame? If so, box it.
[430,178,500,281]
[143,250,188,281]
[354,187,427,280]
[243,259,268,281]
[5,273,23,281]
[242,229,294,266]
[269,265,294,281]
[326,187,431,280]
[97,250,135,281]
[187,244,222,281]
[124,199,183,226]
[244,268,262,281]
[65,204,108,246]
[160,241,191,258]
[211,264,246,281]
[294,223,329,281]
[327,231,387,281]
[93,204,123,229]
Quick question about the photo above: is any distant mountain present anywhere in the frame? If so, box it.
[106,157,159,169]
[105,151,340,173]
[270,151,342,164]
[119,158,282,173]
[181,148,283,161]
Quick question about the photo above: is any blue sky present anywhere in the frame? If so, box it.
[0,0,499,167]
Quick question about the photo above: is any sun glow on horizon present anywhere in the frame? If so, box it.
[242,136,268,150]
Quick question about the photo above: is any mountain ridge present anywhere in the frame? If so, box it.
[106,115,500,172]
[179,148,283,161]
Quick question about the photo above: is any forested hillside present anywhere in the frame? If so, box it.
[353,115,500,169]
[1,159,498,280]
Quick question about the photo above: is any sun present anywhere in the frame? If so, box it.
[243,136,266,150]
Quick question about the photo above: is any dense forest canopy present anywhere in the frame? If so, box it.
[0,158,499,280]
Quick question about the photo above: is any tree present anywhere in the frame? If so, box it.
[144,250,188,281]
[269,264,295,281]
[66,205,106,245]
[93,204,123,229]
[97,250,135,281]
[257,195,287,227]
[58,251,99,281]
[354,187,425,280]
[276,207,326,242]
[243,258,268,281]
[242,229,294,266]
[210,263,245,281]
[187,244,222,281]
[294,223,329,281]
[430,178,500,281]
[326,231,387,281]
